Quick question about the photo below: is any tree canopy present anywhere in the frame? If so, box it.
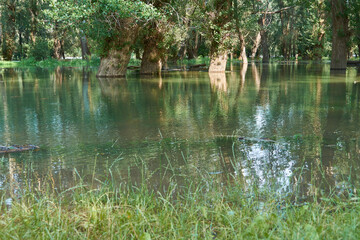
[0,0,359,73]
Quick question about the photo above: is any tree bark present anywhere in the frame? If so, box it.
[140,22,165,75]
[239,32,248,63]
[251,32,261,59]
[279,1,291,60]
[2,1,16,61]
[80,35,91,60]
[259,16,270,63]
[53,22,65,60]
[207,0,231,72]
[29,0,38,44]
[209,51,228,72]
[97,18,138,77]
[187,29,199,59]
[53,39,63,60]
[313,0,326,60]
[330,0,349,70]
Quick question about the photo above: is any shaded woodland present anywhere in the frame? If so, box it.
[0,0,359,74]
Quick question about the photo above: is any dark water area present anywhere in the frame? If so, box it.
[0,63,360,201]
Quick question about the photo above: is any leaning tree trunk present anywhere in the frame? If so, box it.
[97,18,138,77]
[330,0,349,70]
[140,22,165,75]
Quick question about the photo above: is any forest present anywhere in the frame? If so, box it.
[0,0,359,74]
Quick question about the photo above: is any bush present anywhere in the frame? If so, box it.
[29,39,51,61]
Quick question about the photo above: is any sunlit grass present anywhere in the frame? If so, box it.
[0,160,359,240]
[0,58,101,68]
[0,61,20,67]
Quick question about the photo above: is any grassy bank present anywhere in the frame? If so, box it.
[0,57,144,69]
[0,58,101,68]
[0,170,359,240]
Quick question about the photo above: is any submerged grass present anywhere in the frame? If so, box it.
[0,162,360,240]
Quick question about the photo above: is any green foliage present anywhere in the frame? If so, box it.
[28,39,51,61]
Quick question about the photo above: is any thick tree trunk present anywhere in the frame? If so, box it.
[209,51,228,72]
[80,35,91,60]
[330,0,349,70]
[2,1,16,61]
[239,32,248,64]
[260,30,270,63]
[207,0,231,73]
[251,32,261,59]
[97,18,138,77]
[97,48,132,77]
[53,39,62,60]
[140,23,164,75]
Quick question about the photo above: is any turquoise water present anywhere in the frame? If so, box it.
[0,63,359,199]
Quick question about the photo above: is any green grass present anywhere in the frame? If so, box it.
[0,162,359,240]
[0,58,101,68]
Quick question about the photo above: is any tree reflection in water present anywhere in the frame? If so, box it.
[0,65,359,202]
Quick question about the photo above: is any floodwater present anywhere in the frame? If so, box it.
[0,63,360,200]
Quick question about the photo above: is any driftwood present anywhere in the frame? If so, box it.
[0,145,39,154]
[188,64,207,70]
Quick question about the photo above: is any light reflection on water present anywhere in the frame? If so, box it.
[0,63,359,201]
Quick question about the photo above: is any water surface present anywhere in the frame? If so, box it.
[1,63,360,199]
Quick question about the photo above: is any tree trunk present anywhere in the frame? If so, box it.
[259,16,270,63]
[251,32,261,59]
[238,32,248,63]
[280,4,291,60]
[140,22,164,75]
[53,39,62,60]
[313,1,326,60]
[97,48,132,77]
[97,18,138,77]
[53,22,65,60]
[187,29,199,59]
[209,51,228,72]
[29,0,38,44]
[260,30,270,63]
[330,0,349,70]
[80,35,91,60]
[2,1,16,61]
[206,0,231,73]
